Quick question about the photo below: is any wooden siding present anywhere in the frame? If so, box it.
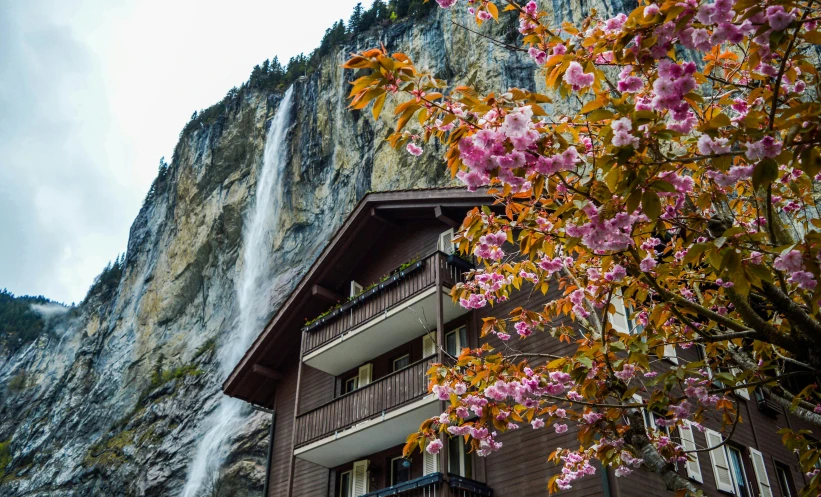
[353,220,445,290]
[294,356,436,447]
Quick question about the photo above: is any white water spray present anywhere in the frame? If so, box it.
[181,86,294,497]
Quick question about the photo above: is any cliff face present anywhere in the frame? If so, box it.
[0,3,630,496]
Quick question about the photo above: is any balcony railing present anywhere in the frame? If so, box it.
[295,356,436,447]
[302,251,471,355]
[361,473,493,497]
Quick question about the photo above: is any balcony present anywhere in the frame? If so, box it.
[302,251,471,376]
[362,473,493,497]
[294,356,438,467]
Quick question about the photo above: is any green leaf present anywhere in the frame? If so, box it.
[752,158,779,190]
[642,190,661,221]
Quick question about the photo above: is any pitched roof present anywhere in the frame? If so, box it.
[222,186,492,405]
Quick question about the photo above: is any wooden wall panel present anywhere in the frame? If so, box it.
[297,364,335,415]
[351,220,445,291]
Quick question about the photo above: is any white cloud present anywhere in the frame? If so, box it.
[0,0,368,304]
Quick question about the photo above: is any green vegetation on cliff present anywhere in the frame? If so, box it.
[0,289,53,354]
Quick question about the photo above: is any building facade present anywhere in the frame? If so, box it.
[223,188,811,497]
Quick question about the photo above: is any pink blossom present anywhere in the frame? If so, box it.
[617,66,643,93]
[406,142,424,156]
[426,438,443,454]
[745,136,783,161]
[477,10,492,20]
[640,255,657,272]
[552,43,567,56]
[496,331,511,341]
[766,5,795,31]
[433,384,452,400]
[774,250,805,273]
[697,134,731,155]
[531,418,545,429]
[611,117,639,148]
[604,13,627,33]
[604,264,627,282]
[563,62,595,91]
[614,363,636,382]
[789,271,817,291]
[644,4,660,17]
[555,423,569,433]
[528,47,547,65]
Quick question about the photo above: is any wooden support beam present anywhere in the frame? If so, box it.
[252,364,283,380]
[370,207,397,227]
[311,284,342,303]
[434,205,459,228]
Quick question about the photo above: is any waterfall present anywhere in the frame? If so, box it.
[181,86,294,497]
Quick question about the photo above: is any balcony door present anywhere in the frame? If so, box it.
[448,437,473,479]
[445,326,467,357]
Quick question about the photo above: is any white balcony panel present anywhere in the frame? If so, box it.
[294,394,438,468]
[303,286,467,376]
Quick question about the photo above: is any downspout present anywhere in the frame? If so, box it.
[599,461,613,497]
[263,408,277,497]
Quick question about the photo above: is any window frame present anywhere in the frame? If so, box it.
[727,445,753,497]
[343,376,359,395]
[339,470,352,497]
[774,461,796,497]
[390,456,412,486]
[448,436,473,479]
[445,326,468,357]
[392,354,411,372]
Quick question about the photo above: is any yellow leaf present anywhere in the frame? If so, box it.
[487,2,498,20]
[581,94,608,113]
[372,92,386,121]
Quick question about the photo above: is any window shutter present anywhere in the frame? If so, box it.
[731,368,751,400]
[678,421,704,483]
[352,459,369,496]
[610,291,630,334]
[423,445,440,475]
[358,364,372,387]
[664,344,679,364]
[749,448,774,497]
[705,428,735,493]
[438,229,455,255]
[423,334,436,357]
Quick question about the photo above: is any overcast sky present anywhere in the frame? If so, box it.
[0,0,367,304]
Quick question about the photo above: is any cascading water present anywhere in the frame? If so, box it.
[181,86,294,497]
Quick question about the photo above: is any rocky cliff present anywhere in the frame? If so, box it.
[0,3,630,495]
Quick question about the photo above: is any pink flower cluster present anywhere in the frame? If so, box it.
[563,61,595,91]
[774,250,817,291]
[611,117,639,148]
[556,451,596,490]
[473,231,507,260]
[565,203,645,252]
[745,136,783,161]
[651,60,698,133]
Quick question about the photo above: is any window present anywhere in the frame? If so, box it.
[438,229,455,255]
[727,446,752,497]
[445,326,467,356]
[339,470,352,497]
[613,291,676,362]
[775,462,795,497]
[448,437,473,479]
[393,354,410,372]
[343,377,358,394]
[391,456,411,486]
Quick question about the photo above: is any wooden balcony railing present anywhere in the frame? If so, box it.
[361,473,494,497]
[302,251,471,355]
[294,356,436,447]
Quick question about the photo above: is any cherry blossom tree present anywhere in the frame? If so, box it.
[344,0,821,494]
